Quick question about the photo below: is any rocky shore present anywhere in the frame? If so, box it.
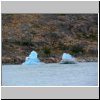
[40,57,98,63]
[2,56,98,64]
[76,57,98,62]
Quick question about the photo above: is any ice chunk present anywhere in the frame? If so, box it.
[22,50,41,65]
[62,53,73,60]
[60,53,77,64]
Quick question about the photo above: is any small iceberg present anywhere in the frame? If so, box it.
[60,53,77,64]
[22,50,43,65]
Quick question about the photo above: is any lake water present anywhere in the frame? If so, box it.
[2,62,98,86]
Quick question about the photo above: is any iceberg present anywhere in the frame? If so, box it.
[62,53,73,60]
[22,50,41,65]
[60,53,77,64]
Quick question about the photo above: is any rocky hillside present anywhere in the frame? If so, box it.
[2,14,98,64]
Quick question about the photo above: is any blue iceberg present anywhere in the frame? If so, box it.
[62,53,73,60]
[60,53,77,64]
[22,50,41,65]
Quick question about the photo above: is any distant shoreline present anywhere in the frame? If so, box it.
[2,56,98,64]
[76,57,98,62]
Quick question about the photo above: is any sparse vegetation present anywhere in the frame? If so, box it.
[2,14,98,64]
[42,47,51,57]
[70,43,85,56]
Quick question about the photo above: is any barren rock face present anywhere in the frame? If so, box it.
[2,14,98,64]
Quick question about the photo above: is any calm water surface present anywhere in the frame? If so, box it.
[2,62,98,86]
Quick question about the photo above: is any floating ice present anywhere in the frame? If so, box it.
[22,50,41,65]
[60,53,77,64]
[62,53,73,60]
